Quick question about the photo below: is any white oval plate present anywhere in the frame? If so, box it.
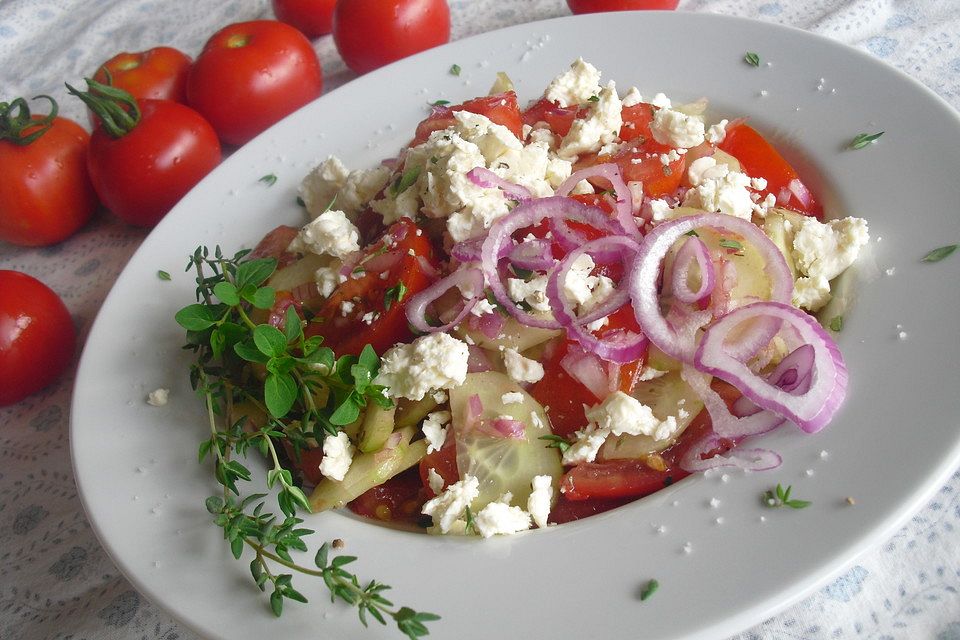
[72,11,960,640]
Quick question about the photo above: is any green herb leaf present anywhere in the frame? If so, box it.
[236,258,277,289]
[640,579,659,601]
[449,63,461,76]
[249,286,276,310]
[259,174,278,187]
[744,52,760,67]
[264,372,298,418]
[390,166,422,197]
[684,229,700,237]
[829,315,844,332]
[763,483,812,509]
[157,269,171,281]
[384,282,408,310]
[429,99,450,106]
[921,244,958,263]
[253,324,288,358]
[538,434,571,453]
[587,95,600,102]
[214,281,241,306]
[719,238,744,251]
[850,131,884,150]
[175,304,218,331]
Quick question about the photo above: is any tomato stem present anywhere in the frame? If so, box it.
[64,78,141,138]
[0,95,58,145]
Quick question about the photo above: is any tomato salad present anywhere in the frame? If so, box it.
[241,59,868,537]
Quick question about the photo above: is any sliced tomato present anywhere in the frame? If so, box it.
[560,458,682,501]
[348,466,427,524]
[305,218,436,356]
[718,122,822,218]
[618,102,656,142]
[520,97,584,137]
[247,224,300,268]
[411,91,522,145]
[418,437,459,496]
[549,494,634,525]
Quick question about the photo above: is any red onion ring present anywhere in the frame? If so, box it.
[629,213,793,363]
[545,235,646,363]
[682,366,785,440]
[560,345,609,399]
[508,237,556,271]
[466,167,532,201]
[694,301,847,433]
[404,267,484,333]
[489,417,527,439]
[556,163,641,239]
[787,178,812,210]
[670,236,716,304]
[680,438,783,472]
[482,196,613,330]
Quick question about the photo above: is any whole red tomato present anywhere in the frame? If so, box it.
[0,270,76,406]
[187,20,323,146]
[93,47,191,103]
[69,79,221,227]
[567,0,680,12]
[0,97,98,246]
[333,0,450,74]
[272,0,337,38]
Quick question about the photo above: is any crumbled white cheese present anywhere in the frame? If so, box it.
[559,81,623,159]
[319,431,355,481]
[621,86,643,108]
[705,119,729,145]
[299,156,390,217]
[422,411,451,454]
[299,156,349,216]
[314,266,339,298]
[432,390,448,404]
[563,254,600,306]
[339,300,355,317]
[544,57,602,107]
[562,424,609,465]
[527,475,553,529]
[793,216,870,283]
[287,210,361,258]
[649,92,672,109]
[587,391,676,439]
[638,366,668,381]
[427,467,445,495]
[147,388,169,407]
[507,274,551,312]
[470,298,498,317]
[681,156,755,220]
[501,391,525,405]
[422,475,480,533]
[650,108,705,149]
[503,348,545,384]
[791,216,869,311]
[648,198,673,222]
[474,498,532,538]
[374,333,470,401]
[564,391,684,464]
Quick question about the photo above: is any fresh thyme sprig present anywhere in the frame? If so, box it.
[176,245,438,638]
[763,483,811,509]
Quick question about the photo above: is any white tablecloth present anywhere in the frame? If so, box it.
[2,1,959,638]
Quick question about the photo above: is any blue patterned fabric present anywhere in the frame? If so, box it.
[1,1,959,638]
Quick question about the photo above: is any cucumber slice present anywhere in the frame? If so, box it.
[450,372,562,509]
[597,370,704,460]
[357,404,396,453]
[309,426,426,512]
[267,252,334,293]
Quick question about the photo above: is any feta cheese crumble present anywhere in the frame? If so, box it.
[474,498,532,538]
[503,348,545,384]
[791,216,869,311]
[527,475,553,529]
[650,107,705,149]
[544,57,602,108]
[422,475,480,533]
[287,210,360,259]
[422,411,451,454]
[147,388,169,407]
[374,333,470,401]
[319,431,355,481]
